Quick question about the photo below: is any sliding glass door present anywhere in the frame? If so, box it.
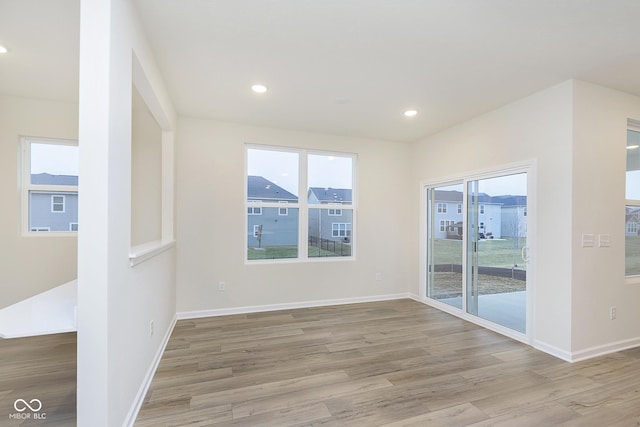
[426,183,464,309]
[467,173,527,333]
[426,170,529,335]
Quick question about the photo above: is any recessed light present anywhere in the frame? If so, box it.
[251,84,268,94]
[627,145,639,150]
[0,46,8,54]
[404,110,418,117]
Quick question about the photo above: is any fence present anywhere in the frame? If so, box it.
[308,235,351,256]
[432,263,526,281]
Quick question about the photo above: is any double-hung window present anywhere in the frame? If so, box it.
[246,146,356,261]
[626,121,640,276]
[22,137,79,235]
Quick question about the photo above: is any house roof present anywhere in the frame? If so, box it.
[31,173,78,186]
[491,195,527,207]
[308,187,352,204]
[248,176,298,201]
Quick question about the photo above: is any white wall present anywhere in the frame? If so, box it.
[0,95,78,309]
[175,118,412,313]
[411,81,574,356]
[571,80,640,356]
[77,0,176,425]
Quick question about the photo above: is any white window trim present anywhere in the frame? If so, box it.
[331,222,352,238]
[328,208,342,216]
[245,144,357,263]
[51,195,66,213]
[21,137,78,237]
[278,207,289,216]
[248,206,263,215]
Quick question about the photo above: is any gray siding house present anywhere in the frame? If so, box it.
[432,190,502,239]
[247,176,298,247]
[307,187,353,246]
[30,173,78,232]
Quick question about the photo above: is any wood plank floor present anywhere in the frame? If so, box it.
[0,332,76,426]
[1,300,640,426]
[135,299,640,426]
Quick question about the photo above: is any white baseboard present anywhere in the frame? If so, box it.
[532,340,573,362]
[177,293,410,320]
[124,313,177,427]
[568,336,640,362]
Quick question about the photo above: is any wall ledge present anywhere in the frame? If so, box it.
[129,240,175,267]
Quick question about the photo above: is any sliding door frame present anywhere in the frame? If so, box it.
[419,160,536,345]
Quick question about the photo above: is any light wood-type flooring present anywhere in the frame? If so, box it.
[136,299,640,426]
[2,300,640,426]
[0,332,76,426]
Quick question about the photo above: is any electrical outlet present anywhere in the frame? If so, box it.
[610,306,617,320]
[219,281,225,291]
[150,320,154,336]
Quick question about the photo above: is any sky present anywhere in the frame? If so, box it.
[437,173,527,197]
[247,149,353,195]
[31,143,79,176]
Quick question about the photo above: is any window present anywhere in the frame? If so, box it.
[523,207,527,217]
[69,223,79,232]
[457,204,462,214]
[51,195,65,213]
[332,223,352,238]
[480,204,485,214]
[437,203,447,213]
[626,121,640,275]
[253,224,261,237]
[246,146,355,260]
[248,206,263,215]
[22,137,78,234]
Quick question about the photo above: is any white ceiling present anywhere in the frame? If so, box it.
[2,1,640,142]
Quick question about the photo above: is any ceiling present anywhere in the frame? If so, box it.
[2,1,640,142]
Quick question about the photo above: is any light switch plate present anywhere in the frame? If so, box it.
[582,234,594,248]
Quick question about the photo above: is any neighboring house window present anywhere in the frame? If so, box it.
[253,224,261,237]
[457,204,462,214]
[437,203,447,213]
[51,195,65,213]
[626,121,640,276]
[246,146,355,261]
[480,204,485,214]
[69,223,79,231]
[248,207,262,215]
[523,207,527,217]
[22,137,78,234]
[332,223,352,238]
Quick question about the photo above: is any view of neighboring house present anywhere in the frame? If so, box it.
[247,175,298,247]
[432,191,528,240]
[433,190,502,239]
[626,206,640,236]
[308,187,353,244]
[29,173,78,232]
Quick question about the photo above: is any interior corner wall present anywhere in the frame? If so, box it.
[410,81,574,357]
[174,118,412,314]
[570,80,640,356]
[0,95,78,309]
[77,0,176,425]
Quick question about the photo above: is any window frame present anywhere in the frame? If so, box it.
[51,195,66,213]
[626,121,640,278]
[245,144,357,263]
[21,137,78,237]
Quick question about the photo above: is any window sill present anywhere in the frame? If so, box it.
[129,240,175,267]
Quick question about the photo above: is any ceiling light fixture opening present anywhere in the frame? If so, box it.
[251,84,268,94]
[404,109,418,117]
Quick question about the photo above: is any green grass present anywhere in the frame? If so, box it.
[625,236,640,275]
[248,245,345,260]
[433,237,527,270]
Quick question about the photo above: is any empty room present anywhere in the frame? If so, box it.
[1,0,640,426]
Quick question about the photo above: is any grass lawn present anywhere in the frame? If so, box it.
[248,245,343,260]
[625,236,640,275]
[433,237,527,270]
